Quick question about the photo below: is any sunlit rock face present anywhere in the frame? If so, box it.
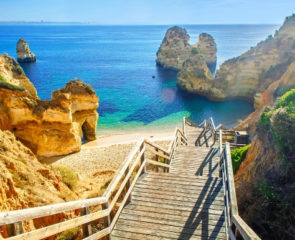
[16,38,36,63]
[156,26,192,70]
[0,54,99,158]
[208,15,295,102]
[193,33,217,73]
[177,52,213,94]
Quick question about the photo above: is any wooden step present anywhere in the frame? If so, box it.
[119,211,225,229]
[125,203,225,218]
[132,197,224,212]
[114,219,226,239]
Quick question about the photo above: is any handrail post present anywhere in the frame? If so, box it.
[80,207,92,237]
[182,117,186,137]
[140,142,146,173]
[102,202,111,240]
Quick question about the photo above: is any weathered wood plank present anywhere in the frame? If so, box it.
[132,197,224,211]
[119,212,225,229]
[104,138,144,200]
[0,197,107,225]
[6,209,109,240]
[146,159,170,168]
[125,203,225,218]
[115,220,226,239]
[123,207,225,222]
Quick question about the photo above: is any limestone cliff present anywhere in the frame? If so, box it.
[183,15,295,102]
[193,33,217,72]
[156,26,192,70]
[0,54,99,158]
[16,38,36,63]
[233,60,295,239]
[177,52,213,93]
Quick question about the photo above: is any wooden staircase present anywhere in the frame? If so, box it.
[111,123,226,239]
[0,117,261,240]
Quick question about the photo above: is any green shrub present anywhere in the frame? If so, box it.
[57,228,79,240]
[259,107,273,128]
[231,144,251,173]
[275,88,295,110]
[191,47,200,55]
[0,75,24,91]
[53,166,78,190]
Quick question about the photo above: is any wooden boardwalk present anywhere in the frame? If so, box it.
[0,117,260,240]
[112,125,226,239]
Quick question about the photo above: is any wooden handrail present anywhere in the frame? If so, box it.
[0,196,107,225]
[103,138,145,200]
[218,131,261,240]
[0,125,187,240]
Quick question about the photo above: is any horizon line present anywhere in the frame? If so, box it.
[0,21,280,26]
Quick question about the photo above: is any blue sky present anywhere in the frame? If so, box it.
[0,0,294,24]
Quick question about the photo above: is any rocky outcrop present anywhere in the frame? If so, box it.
[177,53,213,93]
[16,38,36,63]
[193,33,217,72]
[156,26,192,70]
[0,129,79,237]
[184,15,295,102]
[156,27,217,73]
[0,54,99,158]
[0,53,37,97]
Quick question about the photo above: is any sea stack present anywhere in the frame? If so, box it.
[16,38,36,63]
[193,33,217,72]
[177,52,213,94]
[156,26,192,70]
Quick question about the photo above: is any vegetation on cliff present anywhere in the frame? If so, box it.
[231,144,251,173]
[237,89,295,240]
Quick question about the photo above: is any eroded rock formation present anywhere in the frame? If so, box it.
[156,27,217,73]
[0,54,99,158]
[183,15,295,103]
[16,38,36,63]
[177,52,213,93]
[156,26,192,70]
[193,33,217,72]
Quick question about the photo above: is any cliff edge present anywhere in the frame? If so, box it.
[0,54,99,158]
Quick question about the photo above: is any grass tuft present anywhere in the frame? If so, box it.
[53,165,78,190]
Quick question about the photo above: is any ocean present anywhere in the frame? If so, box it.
[0,24,278,134]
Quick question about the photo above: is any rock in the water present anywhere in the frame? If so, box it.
[193,33,217,72]
[16,38,36,63]
[156,26,192,70]
[0,54,99,158]
[177,52,213,94]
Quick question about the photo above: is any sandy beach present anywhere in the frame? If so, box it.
[44,128,174,198]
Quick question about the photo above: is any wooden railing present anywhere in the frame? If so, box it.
[184,117,260,239]
[218,130,261,240]
[0,128,187,240]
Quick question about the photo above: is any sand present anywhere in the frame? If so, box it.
[45,129,174,198]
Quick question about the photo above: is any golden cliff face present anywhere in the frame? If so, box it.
[0,129,77,211]
[0,129,78,238]
[0,54,99,158]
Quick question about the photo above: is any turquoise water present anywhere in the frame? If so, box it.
[0,24,278,133]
